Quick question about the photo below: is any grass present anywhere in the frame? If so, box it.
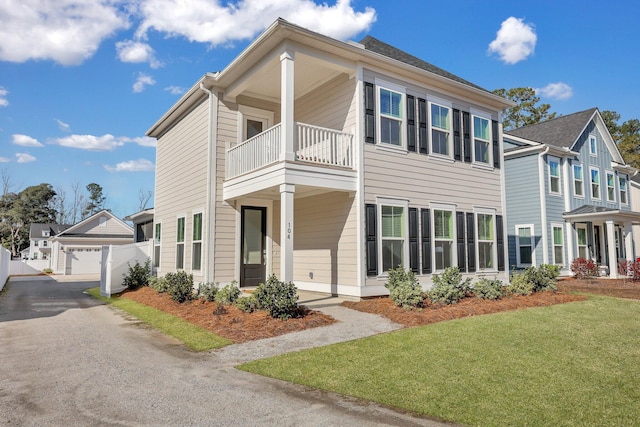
[86,287,232,351]
[239,295,640,426]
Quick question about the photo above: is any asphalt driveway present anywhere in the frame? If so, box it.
[0,276,446,426]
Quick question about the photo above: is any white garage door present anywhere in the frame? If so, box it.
[66,247,102,275]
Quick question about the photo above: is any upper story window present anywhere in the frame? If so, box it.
[573,164,584,197]
[620,177,628,204]
[43,240,47,247]
[589,135,597,156]
[42,230,50,237]
[430,103,451,156]
[378,87,404,147]
[606,172,616,202]
[472,115,491,164]
[549,157,561,194]
[590,167,601,200]
[34,240,39,247]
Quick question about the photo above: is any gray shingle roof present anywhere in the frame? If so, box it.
[359,36,489,93]
[505,108,598,148]
[29,223,72,239]
[564,205,617,216]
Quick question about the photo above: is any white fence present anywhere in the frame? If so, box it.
[9,259,50,276]
[0,247,10,291]
[100,241,153,297]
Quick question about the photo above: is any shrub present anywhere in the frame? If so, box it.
[42,268,53,274]
[384,266,424,309]
[473,277,505,300]
[428,267,472,305]
[506,271,534,296]
[520,264,559,292]
[618,260,640,281]
[122,259,151,290]
[165,271,195,303]
[215,282,241,305]
[198,282,219,302]
[571,258,598,279]
[252,275,300,319]
[149,276,170,293]
[235,295,259,313]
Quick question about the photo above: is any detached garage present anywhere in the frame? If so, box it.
[65,247,103,275]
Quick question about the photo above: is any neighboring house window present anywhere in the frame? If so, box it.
[33,253,38,260]
[576,225,588,259]
[380,204,405,272]
[42,230,50,237]
[516,225,534,267]
[378,86,404,147]
[430,103,451,156]
[154,223,161,268]
[176,217,185,269]
[192,213,202,271]
[620,177,628,204]
[549,157,561,194]
[590,167,600,200]
[34,241,39,247]
[573,164,584,197]
[589,135,597,156]
[477,213,494,270]
[472,115,491,164]
[606,172,616,202]
[552,224,564,266]
[43,241,47,247]
[433,209,454,271]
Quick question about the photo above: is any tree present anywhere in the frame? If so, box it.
[601,110,640,169]
[70,181,86,224]
[492,87,557,130]
[83,183,106,218]
[138,189,153,211]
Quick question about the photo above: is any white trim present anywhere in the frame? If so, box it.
[619,175,629,206]
[576,223,589,259]
[538,148,549,264]
[474,207,498,273]
[175,215,186,270]
[234,198,274,284]
[589,134,598,157]
[590,166,601,200]
[430,203,457,272]
[376,197,409,275]
[551,222,565,266]
[470,109,492,166]
[191,210,204,272]
[374,80,406,149]
[605,170,616,203]
[548,155,562,196]
[153,221,162,271]
[427,99,453,159]
[515,224,535,268]
[356,66,365,288]
[572,163,584,198]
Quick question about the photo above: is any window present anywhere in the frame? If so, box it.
[606,172,616,202]
[99,216,107,227]
[379,87,403,146]
[176,217,185,269]
[552,224,564,265]
[473,115,491,164]
[549,157,561,194]
[516,225,534,267]
[33,253,38,260]
[430,103,451,155]
[577,225,588,259]
[589,135,597,156]
[433,209,454,270]
[34,241,39,247]
[620,177,628,204]
[154,223,161,268]
[43,240,47,247]
[477,213,494,270]
[590,168,600,199]
[573,164,584,197]
[381,205,405,271]
[192,213,202,271]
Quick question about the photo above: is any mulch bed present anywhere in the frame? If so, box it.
[557,277,640,300]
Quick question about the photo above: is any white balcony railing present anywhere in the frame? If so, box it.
[226,122,354,179]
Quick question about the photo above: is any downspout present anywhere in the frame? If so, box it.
[199,82,218,283]
[538,146,550,264]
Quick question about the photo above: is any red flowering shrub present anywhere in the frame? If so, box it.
[571,258,598,279]
[618,260,640,281]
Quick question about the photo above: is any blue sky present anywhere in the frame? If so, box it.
[1,0,638,220]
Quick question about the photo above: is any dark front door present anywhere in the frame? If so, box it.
[594,225,602,264]
[240,206,266,287]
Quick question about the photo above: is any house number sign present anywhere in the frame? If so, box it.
[287,222,292,239]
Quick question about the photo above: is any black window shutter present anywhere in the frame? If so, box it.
[492,120,500,169]
[407,95,416,152]
[409,208,419,272]
[466,212,476,272]
[456,211,466,272]
[421,208,431,274]
[418,98,428,154]
[463,112,471,163]
[365,204,377,276]
[453,109,462,161]
[364,82,375,144]
[496,214,505,271]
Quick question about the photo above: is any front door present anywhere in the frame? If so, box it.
[594,225,602,264]
[240,206,266,287]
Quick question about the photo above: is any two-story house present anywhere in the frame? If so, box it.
[504,108,639,277]
[148,19,514,297]
[28,223,71,260]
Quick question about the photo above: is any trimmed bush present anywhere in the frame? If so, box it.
[429,267,472,305]
[215,282,241,305]
[198,282,219,302]
[165,271,195,303]
[473,278,505,300]
[507,271,534,296]
[235,295,259,313]
[122,259,151,290]
[571,258,598,279]
[149,276,170,293]
[384,266,424,309]
[253,275,300,320]
[42,268,53,274]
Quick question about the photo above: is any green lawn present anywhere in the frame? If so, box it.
[239,295,640,426]
[86,287,232,351]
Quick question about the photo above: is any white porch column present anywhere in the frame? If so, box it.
[606,220,618,278]
[280,50,296,162]
[624,221,634,262]
[280,184,295,282]
[565,221,574,269]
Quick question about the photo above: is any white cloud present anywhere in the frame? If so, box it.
[164,85,186,95]
[55,119,71,132]
[0,86,8,107]
[50,134,125,151]
[535,82,574,100]
[104,158,155,172]
[488,17,537,64]
[0,156,10,163]
[133,73,156,93]
[12,134,44,147]
[135,0,376,46]
[16,153,36,163]
[116,40,162,68]
[119,136,156,147]
[0,0,130,65]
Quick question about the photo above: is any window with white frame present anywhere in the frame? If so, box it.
[552,224,564,265]
[590,167,600,199]
[380,204,405,272]
[589,135,597,156]
[576,225,588,259]
[34,241,39,247]
[516,225,534,267]
[433,209,454,270]
[620,177,628,204]
[154,223,161,268]
[378,87,404,147]
[477,212,495,270]
[606,172,616,202]
[473,115,491,164]
[192,213,202,271]
[549,157,561,194]
[430,103,451,156]
[43,240,47,247]
[176,217,185,269]
[573,164,584,197]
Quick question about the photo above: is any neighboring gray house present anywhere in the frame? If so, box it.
[28,223,71,261]
[504,108,640,277]
[148,19,513,297]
